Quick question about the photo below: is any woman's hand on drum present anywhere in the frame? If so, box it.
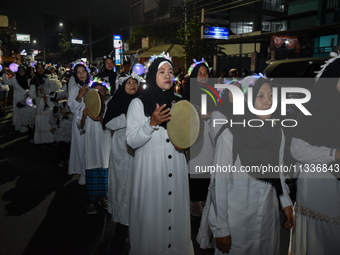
[92,115,103,122]
[150,103,171,126]
[76,84,88,102]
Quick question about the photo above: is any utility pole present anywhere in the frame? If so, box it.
[194,0,197,60]
[183,0,187,70]
[88,4,93,63]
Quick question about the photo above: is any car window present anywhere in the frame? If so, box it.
[301,62,324,77]
[267,62,309,78]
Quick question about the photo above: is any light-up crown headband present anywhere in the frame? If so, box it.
[144,52,172,74]
[187,58,211,76]
[89,77,111,91]
[117,72,142,86]
[241,73,266,94]
[72,61,90,73]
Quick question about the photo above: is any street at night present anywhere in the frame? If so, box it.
[1,0,340,255]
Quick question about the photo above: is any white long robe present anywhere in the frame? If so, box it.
[290,138,340,255]
[67,77,85,175]
[126,98,194,255]
[76,103,111,170]
[2,74,30,132]
[33,78,60,144]
[106,114,134,225]
[208,128,292,255]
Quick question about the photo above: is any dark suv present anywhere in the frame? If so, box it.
[263,57,330,90]
[263,57,331,118]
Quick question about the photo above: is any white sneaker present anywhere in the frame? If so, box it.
[78,174,86,185]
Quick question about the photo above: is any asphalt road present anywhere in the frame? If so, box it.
[0,105,289,255]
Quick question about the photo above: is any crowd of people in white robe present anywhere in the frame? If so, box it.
[1,52,339,255]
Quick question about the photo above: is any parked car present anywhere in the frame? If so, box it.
[263,56,331,89]
[263,57,331,118]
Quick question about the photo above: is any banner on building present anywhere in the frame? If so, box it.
[271,36,300,50]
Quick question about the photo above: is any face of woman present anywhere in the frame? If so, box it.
[105,59,114,71]
[77,66,88,82]
[18,68,26,76]
[156,63,174,90]
[125,78,138,95]
[254,82,273,120]
[37,65,45,75]
[94,85,107,95]
[197,65,209,84]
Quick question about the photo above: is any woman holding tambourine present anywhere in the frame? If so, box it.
[126,53,194,255]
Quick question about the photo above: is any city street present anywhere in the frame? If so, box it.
[0,106,215,255]
[0,106,289,255]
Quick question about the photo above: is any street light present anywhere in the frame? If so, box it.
[33,40,37,43]
[59,22,63,27]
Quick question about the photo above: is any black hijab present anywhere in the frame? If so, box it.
[139,57,181,129]
[183,62,207,101]
[16,65,29,90]
[230,78,283,195]
[185,62,217,113]
[73,63,90,86]
[292,58,340,179]
[96,56,117,93]
[217,80,242,120]
[103,76,140,126]
[30,63,46,87]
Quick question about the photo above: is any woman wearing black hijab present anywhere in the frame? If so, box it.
[126,55,194,255]
[68,62,90,185]
[208,78,294,255]
[2,65,30,132]
[185,60,215,216]
[96,55,117,93]
[290,57,340,255]
[104,73,140,226]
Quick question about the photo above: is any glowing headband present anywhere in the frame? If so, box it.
[187,58,211,76]
[72,61,90,73]
[89,77,111,91]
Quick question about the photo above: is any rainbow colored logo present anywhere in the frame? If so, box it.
[198,82,223,107]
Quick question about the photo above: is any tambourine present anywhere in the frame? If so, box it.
[84,89,105,120]
[167,100,204,149]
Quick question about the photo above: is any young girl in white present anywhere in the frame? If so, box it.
[104,72,140,225]
[67,62,90,185]
[77,79,111,214]
[49,90,73,167]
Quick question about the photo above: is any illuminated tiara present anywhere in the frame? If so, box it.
[117,72,142,86]
[187,58,211,76]
[72,61,90,73]
[89,77,111,91]
[144,52,172,74]
[224,78,242,86]
[241,73,265,94]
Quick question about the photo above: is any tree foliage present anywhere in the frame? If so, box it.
[177,16,225,68]
[127,28,149,50]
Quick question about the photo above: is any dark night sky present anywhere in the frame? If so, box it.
[0,0,131,57]
[1,0,130,30]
